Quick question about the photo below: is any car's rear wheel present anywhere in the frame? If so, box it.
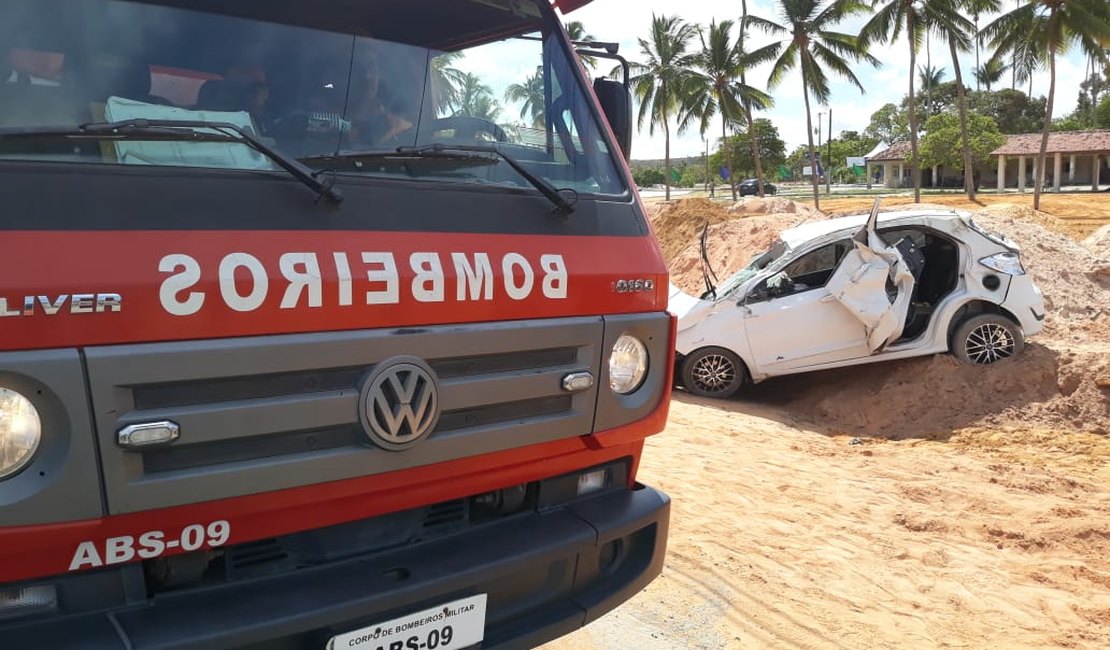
[682,347,746,398]
[951,314,1024,364]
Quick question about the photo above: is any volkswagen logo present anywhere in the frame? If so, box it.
[358,356,441,451]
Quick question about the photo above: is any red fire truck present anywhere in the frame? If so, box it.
[0,0,672,648]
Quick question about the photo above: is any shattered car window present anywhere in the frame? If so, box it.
[713,239,789,298]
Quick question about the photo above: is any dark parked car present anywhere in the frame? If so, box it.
[738,178,776,196]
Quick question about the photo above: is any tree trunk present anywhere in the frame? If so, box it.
[1035,49,1056,210]
[741,0,765,199]
[747,105,766,198]
[925,33,932,120]
[949,38,976,200]
[722,112,736,201]
[907,14,921,202]
[664,113,671,201]
[974,14,981,93]
[802,69,820,210]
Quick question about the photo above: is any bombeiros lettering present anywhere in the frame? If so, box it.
[158,251,568,315]
[0,293,122,317]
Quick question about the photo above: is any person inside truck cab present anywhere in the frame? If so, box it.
[346,49,415,148]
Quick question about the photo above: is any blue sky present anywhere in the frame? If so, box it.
[557,0,1096,160]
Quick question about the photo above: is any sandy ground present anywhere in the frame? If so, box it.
[539,193,1110,650]
[542,389,1110,650]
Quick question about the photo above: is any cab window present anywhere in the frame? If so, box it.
[0,0,627,197]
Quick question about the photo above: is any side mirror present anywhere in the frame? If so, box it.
[593,77,632,160]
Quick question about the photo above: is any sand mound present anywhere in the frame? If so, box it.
[669,212,833,295]
[651,197,825,265]
[726,196,817,216]
[747,344,1109,438]
[975,210,1110,336]
[1083,225,1110,277]
[649,198,735,262]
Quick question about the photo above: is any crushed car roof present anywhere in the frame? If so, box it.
[779,209,968,249]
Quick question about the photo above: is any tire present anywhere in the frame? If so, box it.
[681,347,747,398]
[951,314,1025,364]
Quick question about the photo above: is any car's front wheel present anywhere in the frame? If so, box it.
[681,347,747,398]
[951,314,1025,364]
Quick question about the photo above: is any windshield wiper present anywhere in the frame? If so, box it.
[304,143,576,216]
[0,119,343,204]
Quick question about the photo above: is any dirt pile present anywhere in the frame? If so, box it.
[1084,224,1110,276]
[726,196,820,216]
[748,344,1110,438]
[975,207,1110,337]
[669,212,832,295]
[650,197,818,264]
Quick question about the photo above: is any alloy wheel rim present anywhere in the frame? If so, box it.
[692,354,737,394]
[964,323,1015,364]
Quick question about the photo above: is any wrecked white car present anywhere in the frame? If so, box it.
[670,201,1046,398]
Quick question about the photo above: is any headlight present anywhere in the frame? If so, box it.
[608,334,648,394]
[0,388,42,480]
[979,252,1025,275]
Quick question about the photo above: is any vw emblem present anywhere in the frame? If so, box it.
[358,356,441,451]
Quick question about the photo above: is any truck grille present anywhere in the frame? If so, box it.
[84,318,603,514]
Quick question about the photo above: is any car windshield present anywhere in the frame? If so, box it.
[0,0,627,197]
[712,239,790,299]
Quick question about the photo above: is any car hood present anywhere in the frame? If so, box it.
[666,282,716,331]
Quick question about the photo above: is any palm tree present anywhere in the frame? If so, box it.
[627,14,699,200]
[455,73,501,121]
[566,21,598,69]
[918,63,947,118]
[982,0,1110,209]
[504,68,546,128]
[928,0,999,201]
[749,0,878,209]
[679,19,779,200]
[860,0,931,203]
[918,64,947,89]
[430,52,467,116]
[974,56,1009,90]
[740,0,775,198]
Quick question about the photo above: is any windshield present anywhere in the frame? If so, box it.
[0,0,627,197]
[711,239,790,299]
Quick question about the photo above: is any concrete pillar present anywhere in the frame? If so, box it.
[1053,152,1062,192]
[1096,154,1102,191]
[897,162,904,188]
[997,155,1005,192]
[1018,156,1026,192]
[1069,154,1076,182]
[932,165,939,188]
[884,162,894,188]
[866,163,872,190]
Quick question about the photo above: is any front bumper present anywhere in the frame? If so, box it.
[1004,274,1047,337]
[2,485,669,650]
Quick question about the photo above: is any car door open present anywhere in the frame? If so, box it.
[825,200,918,352]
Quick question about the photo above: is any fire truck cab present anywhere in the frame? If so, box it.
[0,1,673,648]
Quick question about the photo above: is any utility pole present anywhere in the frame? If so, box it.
[704,138,711,197]
[815,112,823,187]
[826,109,832,195]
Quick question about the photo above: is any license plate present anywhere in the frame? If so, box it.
[326,594,487,650]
